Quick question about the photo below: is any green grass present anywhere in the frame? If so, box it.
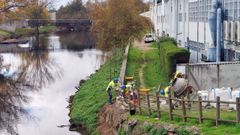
[70,49,123,134]
[130,107,240,135]
[125,46,143,88]
[39,25,56,33]
[0,29,11,36]
[144,49,169,89]
[15,25,56,36]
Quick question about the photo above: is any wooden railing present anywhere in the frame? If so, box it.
[136,92,240,126]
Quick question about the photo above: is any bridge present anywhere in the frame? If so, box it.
[27,19,92,31]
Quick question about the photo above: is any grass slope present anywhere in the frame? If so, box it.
[0,29,10,36]
[125,47,143,88]
[70,52,122,134]
[144,49,169,89]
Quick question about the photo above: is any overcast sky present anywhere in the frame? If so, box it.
[54,0,87,9]
[54,0,150,10]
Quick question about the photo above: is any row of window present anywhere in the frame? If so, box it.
[153,0,240,22]
[189,0,240,22]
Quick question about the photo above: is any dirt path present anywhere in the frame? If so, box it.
[133,40,153,88]
[133,39,152,52]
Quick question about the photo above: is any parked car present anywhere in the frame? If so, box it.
[144,33,154,43]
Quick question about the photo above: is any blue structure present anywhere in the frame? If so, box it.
[208,0,224,62]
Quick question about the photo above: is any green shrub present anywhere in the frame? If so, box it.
[117,128,127,135]
[159,37,177,45]
[176,128,190,135]
[150,128,158,135]
[158,128,168,135]
[158,38,190,79]
[141,124,154,133]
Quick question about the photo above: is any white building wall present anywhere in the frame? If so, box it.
[150,0,215,49]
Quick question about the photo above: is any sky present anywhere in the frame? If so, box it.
[54,0,88,9]
[54,0,150,10]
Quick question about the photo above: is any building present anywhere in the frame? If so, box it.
[49,10,57,20]
[0,20,27,32]
[150,0,240,62]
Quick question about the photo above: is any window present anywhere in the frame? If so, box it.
[179,13,183,22]
[189,0,211,22]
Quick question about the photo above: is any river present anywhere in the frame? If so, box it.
[0,32,108,135]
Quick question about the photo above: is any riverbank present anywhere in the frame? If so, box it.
[68,38,191,135]
[69,48,124,134]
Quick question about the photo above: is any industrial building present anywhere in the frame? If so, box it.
[149,0,240,62]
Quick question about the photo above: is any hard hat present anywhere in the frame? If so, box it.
[121,85,126,89]
[160,89,165,95]
[114,78,119,83]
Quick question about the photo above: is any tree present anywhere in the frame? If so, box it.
[57,0,87,19]
[0,0,28,22]
[17,1,50,19]
[88,0,152,50]
[0,0,55,22]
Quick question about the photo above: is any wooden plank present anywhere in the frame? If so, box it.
[119,44,130,84]
[236,98,240,123]
[198,96,203,124]
[216,96,220,126]
[181,97,187,122]
[156,92,161,119]
[125,76,134,81]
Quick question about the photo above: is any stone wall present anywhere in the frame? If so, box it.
[178,62,240,90]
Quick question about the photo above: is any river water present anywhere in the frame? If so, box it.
[0,33,108,135]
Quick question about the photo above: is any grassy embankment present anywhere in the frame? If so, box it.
[0,29,11,36]
[126,37,189,90]
[70,48,123,134]
[14,25,56,37]
[125,47,143,88]
[126,38,240,135]
[0,25,56,41]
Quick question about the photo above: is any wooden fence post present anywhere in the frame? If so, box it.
[198,96,203,124]
[156,92,161,119]
[147,92,151,115]
[216,96,220,126]
[236,98,240,124]
[181,97,187,122]
[138,90,142,114]
[168,91,173,120]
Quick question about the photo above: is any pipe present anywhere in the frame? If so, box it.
[216,8,222,62]
[208,0,218,46]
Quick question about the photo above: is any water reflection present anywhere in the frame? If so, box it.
[0,32,107,135]
[17,51,63,89]
[0,55,30,135]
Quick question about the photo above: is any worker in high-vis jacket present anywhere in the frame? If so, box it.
[164,86,170,97]
[106,78,119,104]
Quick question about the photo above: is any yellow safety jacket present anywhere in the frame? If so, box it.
[106,81,117,91]
[164,86,170,97]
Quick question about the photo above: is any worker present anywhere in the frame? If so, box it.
[170,71,183,85]
[106,78,119,104]
[164,86,170,97]
[120,85,126,97]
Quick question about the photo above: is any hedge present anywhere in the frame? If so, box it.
[157,38,190,79]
